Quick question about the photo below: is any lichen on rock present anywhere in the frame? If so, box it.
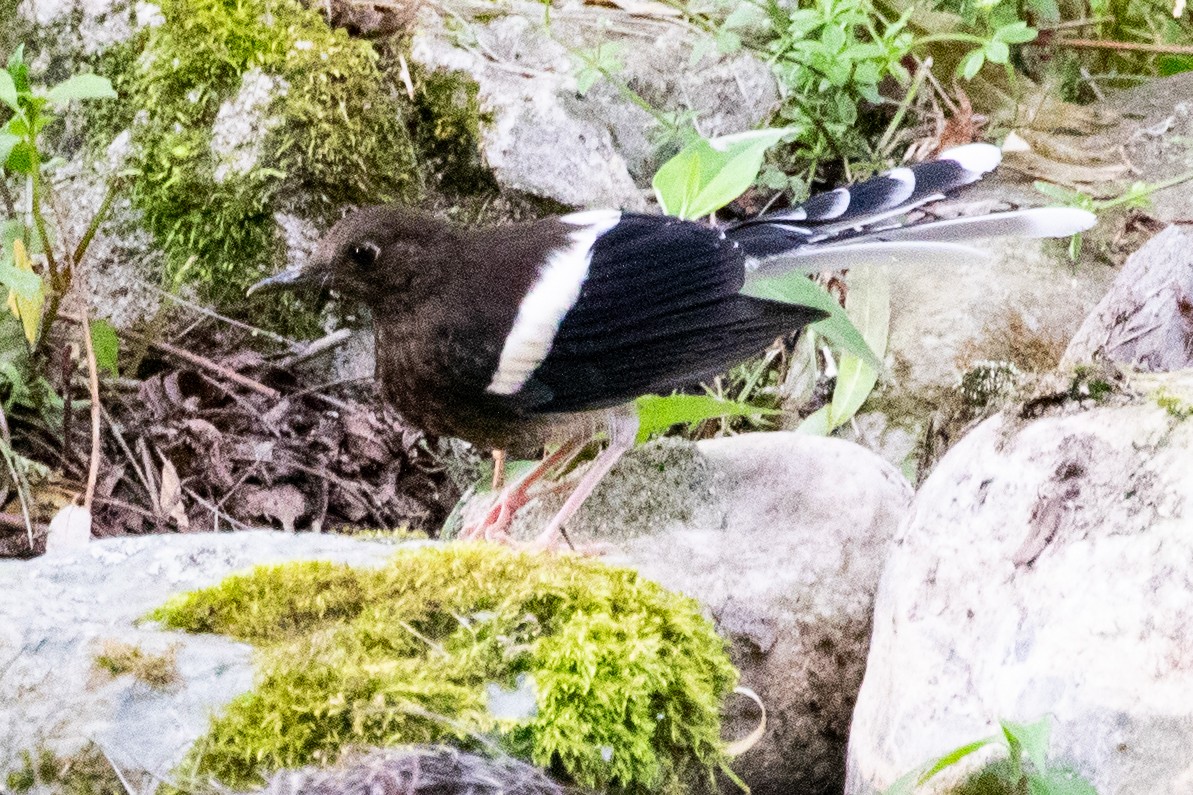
[151,543,739,794]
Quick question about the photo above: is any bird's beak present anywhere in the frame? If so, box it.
[247,265,309,297]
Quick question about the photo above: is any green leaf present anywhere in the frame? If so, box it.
[5,140,36,175]
[0,70,17,112]
[796,404,831,435]
[652,128,794,220]
[1001,717,1051,774]
[89,319,120,378]
[826,268,889,431]
[743,274,882,370]
[44,73,117,105]
[996,21,1039,44]
[634,393,778,442]
[0,133,18,170]
[959,49,986,79]
[984,39,1010,65]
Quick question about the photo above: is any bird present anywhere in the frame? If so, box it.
[249,143,1095,547]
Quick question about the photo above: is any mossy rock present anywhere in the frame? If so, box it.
[151,543,739,794]
[88,0,421,328]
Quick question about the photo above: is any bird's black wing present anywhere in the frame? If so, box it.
[514,214,825,414]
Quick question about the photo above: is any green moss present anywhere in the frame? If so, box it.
[91,0,419,326]
[5,745,126,795]
[409,65,496,196]
[1155,391,1193,420]
[152,544,737,793]
[92,640,179,688]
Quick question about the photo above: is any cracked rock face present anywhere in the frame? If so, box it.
[846,398,1193,795]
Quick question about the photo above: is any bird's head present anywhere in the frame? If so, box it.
[248,206,451,306]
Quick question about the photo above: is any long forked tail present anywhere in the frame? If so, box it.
[726,143,1096,274]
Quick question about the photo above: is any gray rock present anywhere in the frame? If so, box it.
[475,432,914,794]
[846,395,1193,795]
[1110,73,1193,225]
[1063,225,1193,372]
[0,532,397,794]
[409,0,778,209]
[3,433,911,795]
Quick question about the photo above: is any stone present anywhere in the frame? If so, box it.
[846,394,1193,795]
[4,433,912,795]
[475,432,915,794]
[1063,225,1193,372]
[0,531,397,793]
[409,0,778,209]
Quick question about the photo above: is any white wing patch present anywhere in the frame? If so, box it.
[486,210,622,396]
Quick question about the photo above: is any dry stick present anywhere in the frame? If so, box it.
[184,487,253,531]
[79,305,102,512]
[124,331,281,399]
[141,281,295,346]
[100,405,156,504]
[276,328,353,368]
[1057,37,1193,56]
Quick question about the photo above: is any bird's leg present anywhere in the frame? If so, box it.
[533,410,639,550]
[491,449,506,490]
[461,437,585,542]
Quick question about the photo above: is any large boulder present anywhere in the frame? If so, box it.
[3,432,911,795]
[846,391,1193,794]
[474,431,915,794]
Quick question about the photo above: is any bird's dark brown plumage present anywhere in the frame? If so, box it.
[248,144,1095,543]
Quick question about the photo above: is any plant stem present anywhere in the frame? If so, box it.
[79,304,101,512]
[73,176,121,266]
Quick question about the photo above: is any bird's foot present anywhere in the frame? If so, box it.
[460,486,528,543]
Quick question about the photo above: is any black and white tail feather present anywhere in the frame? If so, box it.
[728,142,1094,272]
[486,143,1095,415]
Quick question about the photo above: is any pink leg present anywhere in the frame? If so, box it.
[534,410,639,550]
[461,437,585,543]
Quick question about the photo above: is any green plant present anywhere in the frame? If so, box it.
[885,716,1097,795]
[1035,171,1193,258]
[151,544,739,793]
[0,44,123,547]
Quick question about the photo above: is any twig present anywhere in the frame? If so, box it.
[79,305,102,512]
[1056,37,1193,56]
[276,328,353,368]
[101,405,155,504]
[141,281,296,347]
[125,331,281,399]
[73,177,121,266]
[183,487,253,531]
[0,509,46,534]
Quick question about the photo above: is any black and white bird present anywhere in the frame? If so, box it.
[249,143,1095,546]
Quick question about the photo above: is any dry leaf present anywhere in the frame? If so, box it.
[7,240,44,345]
[158,457,189,531]
[45,504,92,553]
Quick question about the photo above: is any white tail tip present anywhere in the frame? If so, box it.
[939,143,1003,175]
[1021,207,1098,237]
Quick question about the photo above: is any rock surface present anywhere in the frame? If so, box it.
[1063,225,1193,371]
[846,396,1193,794]
[3,432,911,795]
[0,532,397,793]
[410,0,778,209]
[475,431,915,794]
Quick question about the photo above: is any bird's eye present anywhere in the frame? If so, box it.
[347,241,380,269]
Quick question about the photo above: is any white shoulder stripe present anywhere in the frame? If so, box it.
[486,211,622,396]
